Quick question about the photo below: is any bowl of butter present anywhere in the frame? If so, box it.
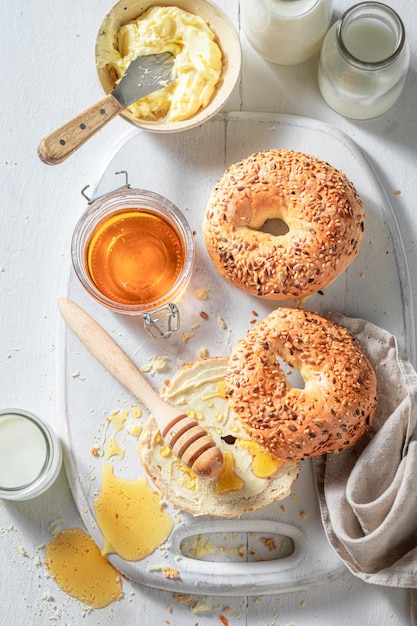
[95,0,241,131]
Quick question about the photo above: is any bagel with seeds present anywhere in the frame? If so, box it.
[203,149,365,300]
[225,307,377,462]
[138,357,299,516]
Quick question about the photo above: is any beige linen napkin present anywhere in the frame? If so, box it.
[312,313,417,600]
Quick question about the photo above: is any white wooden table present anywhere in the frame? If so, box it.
[1,1,416,624]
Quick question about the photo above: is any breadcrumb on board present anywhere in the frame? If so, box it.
[260,536,277,551]
[140,355,169,375]
[194,286,211,300]
[163,567,180,579]
[217,316,227,330]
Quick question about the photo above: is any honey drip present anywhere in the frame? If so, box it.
[214,451,244,494]
[94,463,174,561]
[86,209,185,305]
[236,439,284,478]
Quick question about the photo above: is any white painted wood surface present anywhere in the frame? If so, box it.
[1,1,416,624]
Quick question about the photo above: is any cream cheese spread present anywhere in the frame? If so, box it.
[97,5,222,122]
[138,357,299,516]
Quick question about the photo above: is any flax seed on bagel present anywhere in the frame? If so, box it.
[225,307,377,462]
[203,149,365,300]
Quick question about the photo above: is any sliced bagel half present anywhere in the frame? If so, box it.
[138,357,299,517]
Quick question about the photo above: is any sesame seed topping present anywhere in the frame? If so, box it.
[203,149,365,301]
[225,307,377,462]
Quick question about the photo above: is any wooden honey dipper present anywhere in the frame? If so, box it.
[58,299,224,479]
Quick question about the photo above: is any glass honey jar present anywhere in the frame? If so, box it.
[72,173,195,338]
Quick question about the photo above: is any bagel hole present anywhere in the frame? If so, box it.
[259,218,289,236]
[277,357,305,390]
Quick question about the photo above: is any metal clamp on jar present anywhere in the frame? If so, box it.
[71,171,195,338]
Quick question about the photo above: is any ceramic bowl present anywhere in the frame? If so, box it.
[95,0,241,132]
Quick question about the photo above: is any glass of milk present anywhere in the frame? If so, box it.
[241,0,333,65]
[0,409,62,500]
[318,2,410,119]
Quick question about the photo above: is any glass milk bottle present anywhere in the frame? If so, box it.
[241,0,333,65]
[318,2,410,119]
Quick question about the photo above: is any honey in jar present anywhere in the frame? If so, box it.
[86,209,185,306]
[72,187,194,317]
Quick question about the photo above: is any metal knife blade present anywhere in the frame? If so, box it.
[112,52,175,108]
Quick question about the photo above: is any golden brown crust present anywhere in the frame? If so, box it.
[225,307,377,461]
[203,149,365,300]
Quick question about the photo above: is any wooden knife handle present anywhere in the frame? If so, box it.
[37,94,122,166]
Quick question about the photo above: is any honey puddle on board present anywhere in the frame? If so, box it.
[94,462,174,561]
[86,209,185,305]
[44,406,174,607]
[45,527,123,609]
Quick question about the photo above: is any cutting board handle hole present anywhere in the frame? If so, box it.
[180,531,295,563]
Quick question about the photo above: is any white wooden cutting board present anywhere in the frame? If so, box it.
[57,113,414,596]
